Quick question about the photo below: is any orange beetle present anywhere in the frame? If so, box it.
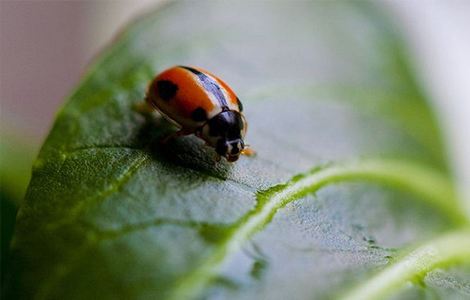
[145,66,253,162]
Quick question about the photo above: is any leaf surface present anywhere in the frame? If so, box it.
[8,1,469,299]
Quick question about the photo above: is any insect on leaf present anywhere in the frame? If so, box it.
[7,1,470,300]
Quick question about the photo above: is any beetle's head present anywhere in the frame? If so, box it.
[200,110,246,162]
[216,138,245,162]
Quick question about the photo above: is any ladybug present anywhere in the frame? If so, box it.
[145,66,254,162]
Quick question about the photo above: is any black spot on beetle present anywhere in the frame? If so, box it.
[191,107,207,122]
[237,97,243,112]
[157,80,178,101]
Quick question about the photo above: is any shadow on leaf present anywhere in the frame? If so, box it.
[136,116,233,180]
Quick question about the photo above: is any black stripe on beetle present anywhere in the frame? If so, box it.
[180,66,229,109]
[236,97,243,112]
[157,80,178,101]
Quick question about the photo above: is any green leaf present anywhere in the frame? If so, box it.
[1,131,37,292]
[0,132,37,203]
[340,228,470,300]
[7,1,470,300]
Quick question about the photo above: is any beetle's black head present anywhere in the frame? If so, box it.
[202,110,246,162]
[216,138,245,162]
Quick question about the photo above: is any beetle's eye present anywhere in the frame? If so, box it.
[216,139,228,156]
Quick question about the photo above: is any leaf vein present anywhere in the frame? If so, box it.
[47,153,149,231]
[167,158,466,300]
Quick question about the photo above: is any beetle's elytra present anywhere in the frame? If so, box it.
[145,66,254,162]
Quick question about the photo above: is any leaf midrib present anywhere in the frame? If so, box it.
[340,228,470,300]
[34,157,462,299]
[167,158,465,300]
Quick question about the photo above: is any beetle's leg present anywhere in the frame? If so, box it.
[160,128,192,144]
[195,127,203,138]
[195,128,212,147]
